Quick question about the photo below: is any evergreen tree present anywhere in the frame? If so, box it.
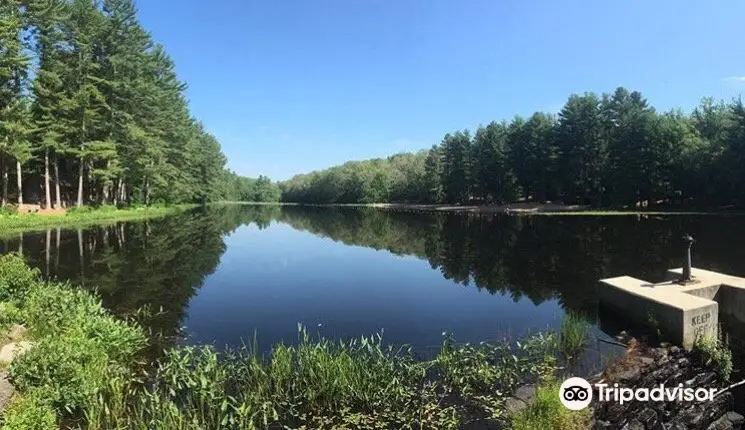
[0,0,32,206]
[423,145,443,203]
[440,130,471,204]
[555,93,606,205]
[472,121,516,203]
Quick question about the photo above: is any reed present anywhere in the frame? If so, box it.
[559,312,590,359]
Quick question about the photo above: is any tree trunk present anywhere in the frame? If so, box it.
[77,159,84,207]
[53,156,61,209]
[17,233,22,256]
[120,180,126,205]
[16,160,22,205]
[1,156,7,207]
[144,178,150,206]
[113,178,119,206]
[87,161,94,204]
[44,149,51,209]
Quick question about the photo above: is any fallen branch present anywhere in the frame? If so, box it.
[715,378,745,397]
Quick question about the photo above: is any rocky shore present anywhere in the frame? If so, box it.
[590,341,743,430]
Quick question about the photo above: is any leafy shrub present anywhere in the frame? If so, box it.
[1,392,57,430]
[22,283,146,361]
[510,380,591,430]
[0,301,25,332]
[1,259,147,420]
[0,253,39,302]
[10,333,109,412]
[694,332,733,381]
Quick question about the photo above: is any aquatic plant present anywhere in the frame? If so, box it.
[559,312,590,359]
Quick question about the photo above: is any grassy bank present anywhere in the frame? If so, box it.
[0,254,591,429]
[0,204,195,237]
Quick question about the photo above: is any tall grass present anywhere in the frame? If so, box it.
[510,379,592,430]
[90,329,558,429]
[559,312,590,359]
[0,254,563,429]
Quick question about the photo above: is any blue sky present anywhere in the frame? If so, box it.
[137,0,745,181]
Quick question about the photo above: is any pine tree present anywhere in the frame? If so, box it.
[472,121,515,203]
[556,93,606,205]
[29,0,68,208]
[0,0,32,206]
[57,0,111,207]
[424,145,443,203]
[440,130,472,204]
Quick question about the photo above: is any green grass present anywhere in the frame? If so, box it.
[510,380,592,430]
[0,254,570,429]
[559,312,591,359]
[0,204,195,237]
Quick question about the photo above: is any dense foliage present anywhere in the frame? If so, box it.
[282,89,745,209]
[0,0,276,208]
[220,171,281,203]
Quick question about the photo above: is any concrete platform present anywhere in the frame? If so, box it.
[599,267,745,350]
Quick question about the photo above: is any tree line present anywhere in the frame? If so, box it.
[281,88,745,208]
[0,0,276,209]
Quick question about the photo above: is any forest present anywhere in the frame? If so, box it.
[281,89,745,209]
[0,0,279,209]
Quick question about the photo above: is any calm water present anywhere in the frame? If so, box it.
[4,205,745,361]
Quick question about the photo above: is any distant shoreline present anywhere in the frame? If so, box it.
[267,202,744,216]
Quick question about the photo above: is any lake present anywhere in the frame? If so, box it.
[4,205,745,365]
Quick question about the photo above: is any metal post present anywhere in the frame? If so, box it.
[681,233,695,282]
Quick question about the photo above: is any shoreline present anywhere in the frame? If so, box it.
[285,202,745,216]
[0,204,196,237]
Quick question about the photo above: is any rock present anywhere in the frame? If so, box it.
[0,372,14,413]
[711,412,745,430]
[6,324,27,342]
[707,412,743,430]
[726,412,745,426]
[621,419,645,430]
[513,385,536,404]
[677,357,690,367]
[640,356,655,366]
[503,397,526,416]
[616,367,642,383]
[685,372,717,388]
[593,420,613,429]
[0,341,33,363]
[669,346,681,355]
[637,406,660,428]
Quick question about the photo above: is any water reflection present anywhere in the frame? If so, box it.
[2,206,745,356]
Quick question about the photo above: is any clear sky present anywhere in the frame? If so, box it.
[136,0,745,181]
